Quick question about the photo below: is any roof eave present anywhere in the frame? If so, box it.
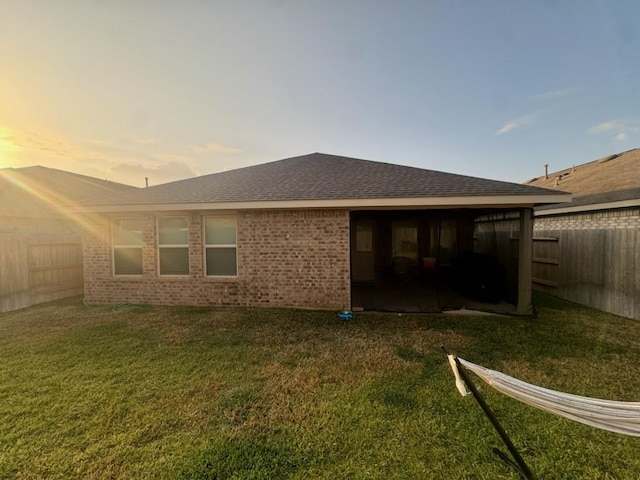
[535,197,640,216]
[73,193,572,213]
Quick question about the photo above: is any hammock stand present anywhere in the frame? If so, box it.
[443,346,640,479]
[441,346,535,479]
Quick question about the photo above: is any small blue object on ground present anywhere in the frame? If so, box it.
[337,310,353,320]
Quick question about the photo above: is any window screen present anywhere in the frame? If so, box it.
[113,218,143,275]
[204,216,237,276]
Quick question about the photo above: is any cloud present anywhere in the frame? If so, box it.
[188,142,241,154]
[107,161,197,187]
[587,120,625,134]
[496,114,536,135]
[133,136,161,146]
[0,127,22,156]
[88,136,161,148]
[2,125,106,161]
[1,124,223,186]
[530,88,579,101]
[587,119,640,140]
[152,153,192,163]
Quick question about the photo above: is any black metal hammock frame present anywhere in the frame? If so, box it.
[442,347,640,479]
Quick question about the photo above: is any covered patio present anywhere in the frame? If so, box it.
[350,208,532,315]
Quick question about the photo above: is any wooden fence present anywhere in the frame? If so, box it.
[0,233,84,313]
[532,236,559,291]
[533,229,640,320]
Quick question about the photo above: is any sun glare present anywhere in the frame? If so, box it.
[0,127,21,165]
[1,168,103,238]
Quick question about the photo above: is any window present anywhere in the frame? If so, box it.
[158,217,189,275]
[204,216,237,276]
[113,218,143,275]
[392,221,418,260]
[355,223,373,252]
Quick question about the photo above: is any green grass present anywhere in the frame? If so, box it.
[1,294,639,479]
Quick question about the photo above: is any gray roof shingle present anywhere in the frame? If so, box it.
[81,153,563,207]
[0,165,137,216]
[537,186,640,211]
[525,147,640,196]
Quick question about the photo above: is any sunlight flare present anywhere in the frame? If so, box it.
[0,127,21,164]
[0,169,103,238]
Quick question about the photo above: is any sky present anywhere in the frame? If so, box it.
[1,1,639,187]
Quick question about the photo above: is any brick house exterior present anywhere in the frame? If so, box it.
[78,153,567,313]
[534,207,640,231]
[83,209,351,309]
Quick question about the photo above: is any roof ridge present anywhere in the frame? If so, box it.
[11,165,136,188]
[78,152,568,207]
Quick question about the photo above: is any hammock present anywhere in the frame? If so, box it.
[448,356,640,437]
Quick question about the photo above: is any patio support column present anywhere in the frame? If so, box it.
[517,208,533,315]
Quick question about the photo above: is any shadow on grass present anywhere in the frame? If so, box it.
[178,435,307,480]
[365,372,422,411]
[384,292,632,367]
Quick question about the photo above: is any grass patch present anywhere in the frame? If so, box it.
[0,293,639,478]
[179,435,303,479]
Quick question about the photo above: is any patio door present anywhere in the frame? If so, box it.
[351,220,376,282]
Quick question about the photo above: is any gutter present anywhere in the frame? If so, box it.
[535,198,640,216]
[72,193,572,214]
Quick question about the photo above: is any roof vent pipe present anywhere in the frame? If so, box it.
[572,164,576,173]
[145,177,149,188]
[544,164,548,179]
[554,176,560,186]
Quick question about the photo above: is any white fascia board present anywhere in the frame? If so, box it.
[74,193,571,213]
[535,197,640,216]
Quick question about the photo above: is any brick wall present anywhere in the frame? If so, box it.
[83,209,351,310]
[534,207,640,230]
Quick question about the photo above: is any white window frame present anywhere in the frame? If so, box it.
[203,215,238,277]
[112,217,143,276]
[157,216,190,276]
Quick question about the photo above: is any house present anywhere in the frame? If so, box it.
[0,166,137,312]
[525,148,640,319]
[77,153,568,315]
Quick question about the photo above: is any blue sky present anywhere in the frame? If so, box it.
[1,1,639,186]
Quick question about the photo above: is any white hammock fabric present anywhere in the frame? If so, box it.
[448,356,640,437]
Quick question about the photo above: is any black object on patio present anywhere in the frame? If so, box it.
[451,252,506,304]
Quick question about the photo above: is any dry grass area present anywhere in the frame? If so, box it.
[1,294,639,479]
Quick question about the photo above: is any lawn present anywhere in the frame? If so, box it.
[1,294,639,479]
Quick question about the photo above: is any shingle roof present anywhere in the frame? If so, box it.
[0,166,137,216]
[81,153,562,207]
[525,148,640,197]
[536,186,640,211]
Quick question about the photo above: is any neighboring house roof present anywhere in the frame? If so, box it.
[0,166,137,217]
[78,153,568,212]
[525,148,640,215]
[536,186,640,215]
